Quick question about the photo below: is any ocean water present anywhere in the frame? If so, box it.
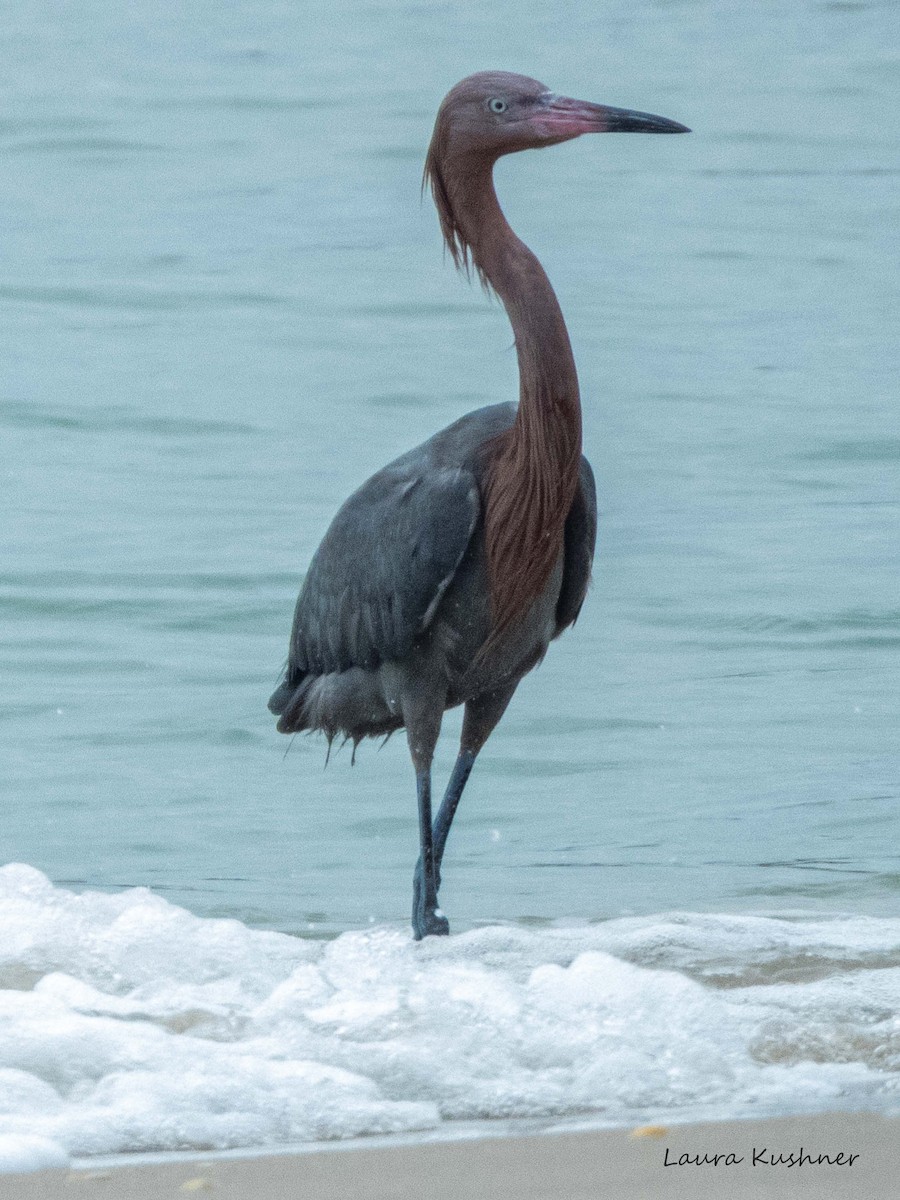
[1,0,898,1166]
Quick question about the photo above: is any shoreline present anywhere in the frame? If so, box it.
[1,1110,897,1200]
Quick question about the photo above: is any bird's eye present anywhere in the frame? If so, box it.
[488,97,508,114]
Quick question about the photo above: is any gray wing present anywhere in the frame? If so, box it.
[555,455,597,634]
[284,463,480,677]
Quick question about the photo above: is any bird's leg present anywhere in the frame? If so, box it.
[406,704,448,940]
[412,683,518,929]
[413,766,448,939]
[412,748,475,915]
[432,749,477,884]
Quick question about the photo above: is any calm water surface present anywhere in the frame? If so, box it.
[2,0,898,935]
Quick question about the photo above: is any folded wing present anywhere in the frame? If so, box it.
[278,464,480,683]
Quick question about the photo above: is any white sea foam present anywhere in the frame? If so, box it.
[1,863,899,1170]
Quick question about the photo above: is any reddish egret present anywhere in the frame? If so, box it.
[269,72,689,939]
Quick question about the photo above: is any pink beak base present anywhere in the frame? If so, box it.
[536,96,690,138]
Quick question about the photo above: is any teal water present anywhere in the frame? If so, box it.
[2,0,898,937]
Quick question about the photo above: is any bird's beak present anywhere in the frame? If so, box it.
[538,94,690,137]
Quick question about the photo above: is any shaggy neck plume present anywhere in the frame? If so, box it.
[425,150,583,648]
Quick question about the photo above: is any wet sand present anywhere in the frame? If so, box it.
[1,1111,896,1200]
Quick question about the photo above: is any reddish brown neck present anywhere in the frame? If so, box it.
[448,160,582,428]
[445,158,583,644]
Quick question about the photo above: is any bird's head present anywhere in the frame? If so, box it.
[424,72,689,277]
[427,71,689,165]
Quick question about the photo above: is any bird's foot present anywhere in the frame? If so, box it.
[413,905,450,940]
[412,857,449,940]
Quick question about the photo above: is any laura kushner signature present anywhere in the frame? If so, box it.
[663,1146,860,1168]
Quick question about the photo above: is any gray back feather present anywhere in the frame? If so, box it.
[555,456,597,634]
[287,463,480,676]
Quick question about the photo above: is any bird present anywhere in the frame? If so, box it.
[269,72,689,940]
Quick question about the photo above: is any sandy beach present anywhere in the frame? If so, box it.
[1,1111,896,1200]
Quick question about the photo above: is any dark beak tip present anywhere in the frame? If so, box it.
[644,116,692,135]
[599,106,692,136]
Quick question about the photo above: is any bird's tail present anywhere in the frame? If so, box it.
[267,675,296,718]
[268,667,403,742]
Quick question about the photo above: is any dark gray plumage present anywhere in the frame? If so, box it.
[269,404,596,744]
